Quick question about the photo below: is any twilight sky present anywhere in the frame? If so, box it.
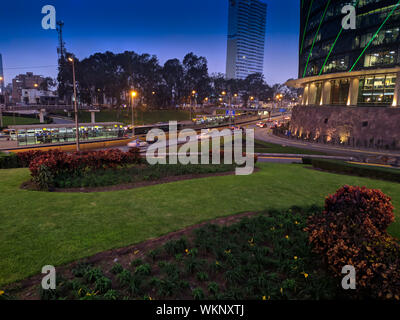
[0,0,299,86]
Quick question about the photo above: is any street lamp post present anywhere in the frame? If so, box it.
[131,91,137,137]
[68,57,80,152]
[191,90,196,122]
[0,76,3,128]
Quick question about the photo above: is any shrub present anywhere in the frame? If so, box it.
[301,157,313,165]
[0,153,19,169]
[29,148,142,189]
[324,185,394,232]
[305,185,400,299]
[309,158,400,183]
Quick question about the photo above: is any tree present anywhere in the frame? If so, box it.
[39,77,56,91]
[183,53,211,104]
[162,59,184,107]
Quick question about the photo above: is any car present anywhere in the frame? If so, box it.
[256,122,265,127]
[127,139,148,148]
[198,131,211,140]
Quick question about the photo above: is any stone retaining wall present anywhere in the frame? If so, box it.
[289,105,400,150]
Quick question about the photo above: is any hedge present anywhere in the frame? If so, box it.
[303,157,400,183]
[0,152,20,169]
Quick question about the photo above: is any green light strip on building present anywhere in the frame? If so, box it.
[302,0,331,78]
[349,0,400,72]
[299,0,315,55]
[318,0,361,76]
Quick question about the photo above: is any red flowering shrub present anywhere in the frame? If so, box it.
[17,149,63,167]
[324,185,394,232]
[29,148,142,189]
[305,185,400,299]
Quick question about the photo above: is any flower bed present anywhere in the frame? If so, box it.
[8,207,342,300]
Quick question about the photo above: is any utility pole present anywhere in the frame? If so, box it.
[68,57,80,152]
[131,91,137,137]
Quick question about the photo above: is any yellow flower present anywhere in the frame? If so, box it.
[280,288,283,295]
[248,238,255,247]
[285,235,289,239]
[295,221,299,225]
[301,272,309,278]
[134,250,140,255]
[262,296,266,300]
[270,227,275,231]
[216,261,220,265]
[225,249,231,254]
[185,249,189,254]
[294,256,298,260]
[0,290,4,296]
[149,296,153,301]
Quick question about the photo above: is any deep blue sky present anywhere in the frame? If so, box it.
[0,0,299,86]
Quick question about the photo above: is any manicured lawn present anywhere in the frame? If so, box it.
[52,110,194,125]
[254,139,326,155]
[1,116,40,127]
[1,163,400,286]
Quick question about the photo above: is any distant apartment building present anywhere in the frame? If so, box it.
[226,0,267,80]
[12,72,45,103]
[21,89,57,105]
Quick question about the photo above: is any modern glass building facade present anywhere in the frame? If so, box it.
[287,0,400,107]
[225,0,267,80]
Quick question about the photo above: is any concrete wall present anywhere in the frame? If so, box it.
[289,105,400,150]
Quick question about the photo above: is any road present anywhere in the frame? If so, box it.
[254,127,400,160]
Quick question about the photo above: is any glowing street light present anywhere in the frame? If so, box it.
[131,90,138,136]
[68,56,80,151]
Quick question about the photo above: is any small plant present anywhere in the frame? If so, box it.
[192,288,205,300]
[83,267,103,283]
[135,263,151,276]
[147,248,162,262]
[131,259,143,268]
[95,276,112,294]
[117,270,133,287]
[196,272,209,282]
[103,290,119,300]
[72,262,91,277]
[110,263,123,275]
[208,282,219,295]
[164,237,188,256]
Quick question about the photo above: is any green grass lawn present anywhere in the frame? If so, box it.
[254,139,326,155]
[1,163,400,286]
[52,110,194,125]
[1,116,40,127]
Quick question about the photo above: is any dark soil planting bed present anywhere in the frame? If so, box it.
[4,207,347,300]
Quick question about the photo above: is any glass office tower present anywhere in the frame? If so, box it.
[288,0,400,107]
[226,0,267,80]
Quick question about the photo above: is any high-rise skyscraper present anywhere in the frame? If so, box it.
[225,0,267,80]
[0,53,4,94]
